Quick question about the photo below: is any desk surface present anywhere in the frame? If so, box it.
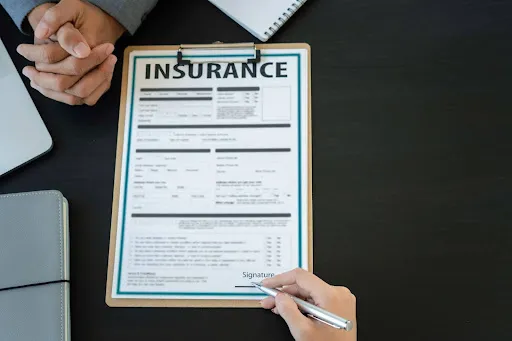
[1,1,511,340]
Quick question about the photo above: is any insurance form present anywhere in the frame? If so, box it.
[111,47,310,300]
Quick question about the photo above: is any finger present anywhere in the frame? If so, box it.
[260,297,276,309]
[35,0,84,40]
[271,307,279,315]
[30,81,83,106]
[275,293,313,339]
[16,43,68,63]
[281,284,311,300]
[35,43,114,77]
[262,269,330,299]
[22,66,80,92]
[33,37,49,45]
[55,22,90,58]
[66,55,117,98]
[83,79,112,106]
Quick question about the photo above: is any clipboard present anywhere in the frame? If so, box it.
[106,42,313,308]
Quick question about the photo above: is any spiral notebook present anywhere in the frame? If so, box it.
[209,0,308,41]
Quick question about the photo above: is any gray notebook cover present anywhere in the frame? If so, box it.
[0,190,70,341]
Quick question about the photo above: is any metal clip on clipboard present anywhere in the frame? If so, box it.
[177,42,261,66]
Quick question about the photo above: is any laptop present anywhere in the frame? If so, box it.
[0,37,52,177]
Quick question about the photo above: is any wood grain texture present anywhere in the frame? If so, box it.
[1,0,511,340]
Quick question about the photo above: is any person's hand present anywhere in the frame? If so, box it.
[260,269,357,341]
[33,0,125,51]
[16,0,126,105]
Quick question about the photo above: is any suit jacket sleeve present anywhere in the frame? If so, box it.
[89,0,159,34]
[1,0,158,35]
[0,0,55,33]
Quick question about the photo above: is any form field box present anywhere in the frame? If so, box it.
[262,87,291,121]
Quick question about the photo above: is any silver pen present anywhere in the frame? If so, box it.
[252,282,353,331]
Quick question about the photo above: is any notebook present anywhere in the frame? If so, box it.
[209,0,308,41]
[0,190,70,341]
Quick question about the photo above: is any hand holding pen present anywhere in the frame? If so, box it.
[259,269,357,341]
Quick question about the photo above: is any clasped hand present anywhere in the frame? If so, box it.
[17,0,125,106]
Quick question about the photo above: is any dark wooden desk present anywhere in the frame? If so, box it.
[1,1,511,340]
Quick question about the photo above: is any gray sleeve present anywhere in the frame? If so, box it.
[89,0,159,34]
[0,0,54,33]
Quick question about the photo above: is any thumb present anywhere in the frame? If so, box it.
[275,293,312,340]
[34,0,83,40]
[55,23,91,58]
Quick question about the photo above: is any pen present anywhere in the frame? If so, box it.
[252,282,353,331]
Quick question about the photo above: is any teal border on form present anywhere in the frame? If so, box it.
[117,53,304,296]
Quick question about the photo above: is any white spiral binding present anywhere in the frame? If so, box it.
[264,0,307,38]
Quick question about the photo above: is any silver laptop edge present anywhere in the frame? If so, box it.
[0,37,52,177]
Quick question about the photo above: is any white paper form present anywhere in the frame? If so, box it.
[112,48,310,300]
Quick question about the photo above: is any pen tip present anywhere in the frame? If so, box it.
[251,282,261,287]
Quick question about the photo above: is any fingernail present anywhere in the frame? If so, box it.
[106,44,115,55]
[108,55,118,68]
[73,42,91,58]
[35,22,49,39]
[16,45,23,55]
[22,68,30,77]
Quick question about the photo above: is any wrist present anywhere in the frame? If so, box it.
[106,16,126,44]
[27,3,55,31]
